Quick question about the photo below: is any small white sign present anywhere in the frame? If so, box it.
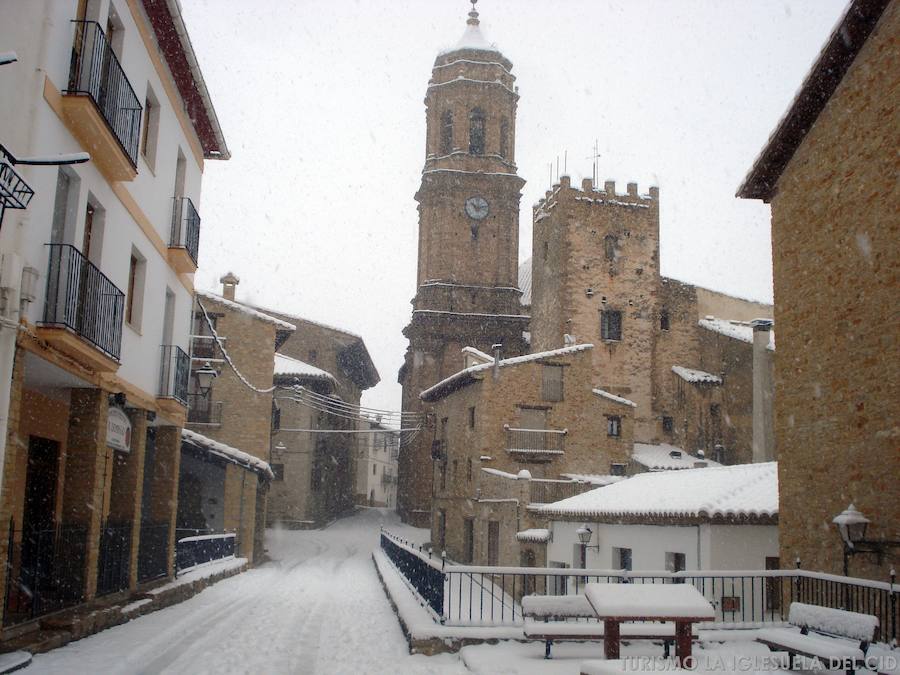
[107,406,132,453]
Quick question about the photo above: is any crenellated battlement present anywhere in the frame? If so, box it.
[533,175,659,220]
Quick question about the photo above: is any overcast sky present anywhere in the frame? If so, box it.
[181,0,847,412]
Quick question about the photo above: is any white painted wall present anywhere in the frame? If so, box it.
[356,426,398,507]
[0,0,209,415]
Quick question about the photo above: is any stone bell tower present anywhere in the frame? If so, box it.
[398,2,529,526]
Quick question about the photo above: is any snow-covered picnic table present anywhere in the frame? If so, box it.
[584,583,716,663]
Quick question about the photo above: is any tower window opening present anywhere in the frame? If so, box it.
[469,108,485,155]
[660,309,670,331]
[499,117,509,158]
[604,234,617,261]
[440,110,453,155]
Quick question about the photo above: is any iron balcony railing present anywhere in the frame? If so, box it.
[159,345,190,405]
[170,197,201,266]
[191,334,223,360]
[505,426,566,456]
[66,20,142,166]
[187,395,223,425]
[0,150,35,213]
[42,243,125,361]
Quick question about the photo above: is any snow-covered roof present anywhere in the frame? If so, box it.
[438,14,501,56]
[559,473,627,487]
[181,429,274,479]
[420,344,593,401]
[196,291,296,332]
[632,443,721,471]
[518,258,532,306]
[671,365,722,385]
[699,317,775,351]
[461,346,492,365]
[539,462,778,521]
[246,302,362,341]
[273,352,337,386]
[516,528,550,543]
[592,389,636,407]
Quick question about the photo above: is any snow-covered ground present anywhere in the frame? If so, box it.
[24,509,886,674]
[26,508,465,675]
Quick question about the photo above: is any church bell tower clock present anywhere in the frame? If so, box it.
[397,1,529,525]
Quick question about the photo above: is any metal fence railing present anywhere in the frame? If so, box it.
[170,196,201,266]
[41,243,125,360]
[505,427,566,456]
[137,522,170,582]
[159,345,190,405]
[66,20,142,165]
[176,532,236,573]
[381,529,900,640]
[96,522,132,597]
[3,521,88,625]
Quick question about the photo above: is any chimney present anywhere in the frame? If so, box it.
[492,343,502,380]
[220,272,240,301]
[750,319,775,462]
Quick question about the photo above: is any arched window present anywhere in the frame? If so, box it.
[499,117,509,158]
[440,110,453,155]
[604,233,617,261]
[469,107,485,155]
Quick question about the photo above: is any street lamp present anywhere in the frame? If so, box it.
[832,504,900,576]
[194,361,217,395]
[576,524,599,571]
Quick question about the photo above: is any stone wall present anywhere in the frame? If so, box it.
[766,3,899,581]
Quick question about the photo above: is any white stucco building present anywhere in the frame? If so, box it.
[0,0,227,623]
[539,462,779,573]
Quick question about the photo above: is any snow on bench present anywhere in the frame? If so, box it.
[756,602,878,674]
[521,595,694,660]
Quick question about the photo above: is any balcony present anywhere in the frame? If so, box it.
[38,243,124,371]
[157,345,189,423]
[61,20,141,181]
[505,426,566,462]
[169,197,201,273]
[191,335,223,360]
[187,395,223,426]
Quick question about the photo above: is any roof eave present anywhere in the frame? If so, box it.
[736,0,890,202]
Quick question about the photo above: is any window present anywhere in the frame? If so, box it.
[542,240,549,262]
[125,249,146,328]
[660,309,670,331]
[140,86,160,170]
[487,520,500,565]
[308,349,317,363]
[604,234,617,261]
[439,459,447,490]
[469,107,485,155]
[82,198,105,263]
[271,400,281,431]
[499,117,509,158]
[466,457,472,481]
[610,462,626,476]
[665,551,686,573]
[468,406,475,428]
[542,365,564,402]
[613,546,632,571]
[463,518,474,563]
[51,168,79,245]
[271,463,285,481]
[437,509,447,550]
[606,415,621,437]
[662,416,674,433]
[440,110,453,154]
[600,310,622,341]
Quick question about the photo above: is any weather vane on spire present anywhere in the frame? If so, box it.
[467,0,480,26]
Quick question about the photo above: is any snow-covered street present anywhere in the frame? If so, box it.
[26,509,465,675]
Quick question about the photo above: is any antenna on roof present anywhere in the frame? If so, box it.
[585,139,601,186]
[563,150,567,176]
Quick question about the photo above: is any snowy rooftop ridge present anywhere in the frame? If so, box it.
[671,365,722,385]
[438,7,501,57]
[420,343,593,401]
[273,352,337,385]
[245,301,362,341]
[632,442,720,471]
[592,389,636,407]
[516,528,550,543]
[182,429,274,479]
[539,461,778,521]
[559,473,627,486]
[699,317,775,351]
[196,291,296,332]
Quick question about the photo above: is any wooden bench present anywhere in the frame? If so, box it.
[756,602,879,675]
[522,595,696,660]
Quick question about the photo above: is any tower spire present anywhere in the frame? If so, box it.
[467,0,479,26]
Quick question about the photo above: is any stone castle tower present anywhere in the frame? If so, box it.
[398,4,529,525]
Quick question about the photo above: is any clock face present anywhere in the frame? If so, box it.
[465,196,490,220]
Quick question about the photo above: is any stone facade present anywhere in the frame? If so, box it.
[529,176,774,465]
[738,1,899,581]
[399,15,530,526]
[425,345,634,566]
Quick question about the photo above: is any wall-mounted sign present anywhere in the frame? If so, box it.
[107,406,132,453]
